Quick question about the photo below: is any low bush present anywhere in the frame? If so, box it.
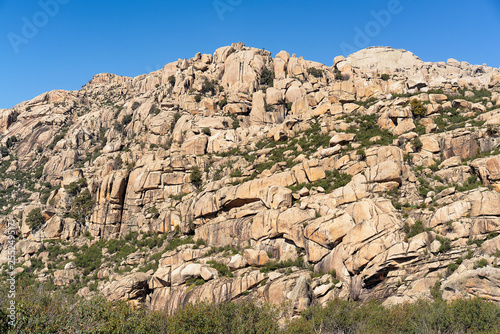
[26,208,45,230]
[68,189,94,223]
[190,166,203,188]
[411,137,423,151]
[75,243,103,275]
[232,119,240,129]
[201,78,217,95]
[436,235,452,253]
[410,99,426,118]
[334,69,343,80]
[475,258,488,268]
[446,263,459,276]
[64,178,87,196]
[456,174,482,192]
[207,260,233,277]
[260,256,304,273]
[307,67,323,78]
[3,282,500,334]
[164,236,195,251]
[345,114,395,147]
[403,220,424,239]
[168,75,176,86]
[260,68,274,87]
[218,97,227,110]
[230,169,242,178]
[171,112,181,131]
[131,102,140,111]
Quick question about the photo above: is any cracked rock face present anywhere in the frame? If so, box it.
[1,43,500,315]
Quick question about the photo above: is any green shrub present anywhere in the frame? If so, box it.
[131,102,140,111]
[186,277,206,287]
[148,206,160,219]
[436,235,452,253]
[456,174,482,192]
[166,301,279,333]
[40,190,51,205]
[446,263,459,276]
[171,112,181,131]
[68,189,94,223]
[11,111,19,122]
[468,237,484,247]
[48,127,69,149]
[168,75,176,86]
[345,114,395,147]
[65,178,87,196]
[410,99,426,118]
[218,97,227,110]
[466,249,474,259]
[164,236,195,251]
[260,68,274,87]
[230,169,242,177]
[260,256,304,273]
[75,243,103,275]
[207,260,233,277]
[122,113,133,126]
[307,67,323,78]
[487,232,499,240]
[190,166,203,188]
[26,208,45,230]
[381,73,390,81]
[356,148,366,160]
[9,283,500,334]
[201,127,211,136]
[0,146,8,157]
[232,119,240,129]
[314,169,352,193]
[476,258,488,268]
[403,220,424,239]
[6,136,18,148]
[201,78,217,95]
[193,238,207,248]
[334,69,343,80]
[430,280,442,301]
[411,137,423,151]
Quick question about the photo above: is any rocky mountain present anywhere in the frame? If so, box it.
[1,42,500,315]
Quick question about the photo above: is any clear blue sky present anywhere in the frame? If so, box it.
[1,0,499,109]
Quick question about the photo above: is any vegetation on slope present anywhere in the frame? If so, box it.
[1,282,500,333]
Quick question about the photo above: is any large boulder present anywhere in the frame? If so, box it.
[180,135,208,155]
[244,249,269,266]
[442,267,500,303]
[101,273,151,302]
[346,47,423,71]
[365,160,402,184]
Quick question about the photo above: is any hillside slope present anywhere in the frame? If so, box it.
[1,42,500,314]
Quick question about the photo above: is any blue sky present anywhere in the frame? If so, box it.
[1,0,499,109]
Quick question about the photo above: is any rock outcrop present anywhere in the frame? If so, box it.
[1,43,499,317]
